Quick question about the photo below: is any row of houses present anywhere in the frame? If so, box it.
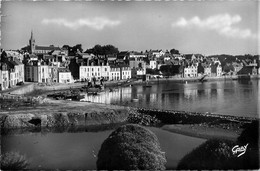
[0,58,25,91]
[1,31,259,91]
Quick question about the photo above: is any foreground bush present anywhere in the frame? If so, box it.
[177,139,237,170]
[96,124,166,170]
[236,120,259,169]
[1,152,29,170]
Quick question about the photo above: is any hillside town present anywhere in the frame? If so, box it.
[0,31,259,91]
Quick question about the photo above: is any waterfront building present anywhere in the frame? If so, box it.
[80,63,110,81]
[238,66,258,75]
[216,65,222,76]
[232,62,243,75]
[110,66,120,81]
[25,61,50,82]
[129,57,146,69]
[12,58,25,83]
[121,65,131,80]
[0,63,9,90]
[183,64,198,77]
[58,68,72,83]
[5,59,21,87]
[204,65,211,77]
[48,66,58,83]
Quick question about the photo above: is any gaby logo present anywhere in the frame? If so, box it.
[232,143,249,157]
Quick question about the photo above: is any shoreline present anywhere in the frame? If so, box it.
[1,77,259,141]
[1,97,258,142]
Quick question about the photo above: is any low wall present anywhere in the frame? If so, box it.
[35,83,89,91]
[0,105,129,130]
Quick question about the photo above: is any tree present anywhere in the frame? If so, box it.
[178,139,238,170]
[1,50,7,62]
[170,48,180,54]
[160,65,181,76]
[97,124,166,170]
[85,44,119,57]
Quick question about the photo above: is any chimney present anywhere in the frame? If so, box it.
[87,59,90,66]
[81,62,84,66]
[91,62,94,66]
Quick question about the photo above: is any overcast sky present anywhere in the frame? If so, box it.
[1,1,259,55]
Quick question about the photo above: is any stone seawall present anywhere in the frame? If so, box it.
[0,100,129,131]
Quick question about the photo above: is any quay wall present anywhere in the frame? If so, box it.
[0,103,129,131]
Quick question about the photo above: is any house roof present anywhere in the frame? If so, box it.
[184,54,194,59]
[35,45,60,51]
[237,66,255,75]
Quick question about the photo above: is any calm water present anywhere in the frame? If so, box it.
[2,127,206,170]
[82,79,259,118]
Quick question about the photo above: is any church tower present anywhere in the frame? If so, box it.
[29,30,35,54]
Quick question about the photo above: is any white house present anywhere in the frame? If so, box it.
[216,65,222,76]
[121,66,131,80]
[204,65,211,76]
[25,62,50,83]
[149,60,157,69]
[0,63,9,90]
[183,65,198,77]
[80,64,110,81]
[58,68,72,83]
[151,50,165,58]
[110,66,121,81]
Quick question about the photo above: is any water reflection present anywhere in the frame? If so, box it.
[81,80,258,118]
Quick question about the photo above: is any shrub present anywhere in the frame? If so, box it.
[236,120,259,169]
[177,139,238,170]
[96,124,166,170]
[1,152,29,170]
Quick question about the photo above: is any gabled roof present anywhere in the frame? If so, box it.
[184,54,195,59]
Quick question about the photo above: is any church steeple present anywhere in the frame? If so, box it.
[29,30,35,54]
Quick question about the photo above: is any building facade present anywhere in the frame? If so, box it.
[58,68,72,83]
[79,64,110,81]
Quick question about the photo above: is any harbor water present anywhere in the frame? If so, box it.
[82,79,259,118]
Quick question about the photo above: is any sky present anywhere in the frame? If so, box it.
[1,1,259,55]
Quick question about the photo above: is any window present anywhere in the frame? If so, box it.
[105,68,107,71]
